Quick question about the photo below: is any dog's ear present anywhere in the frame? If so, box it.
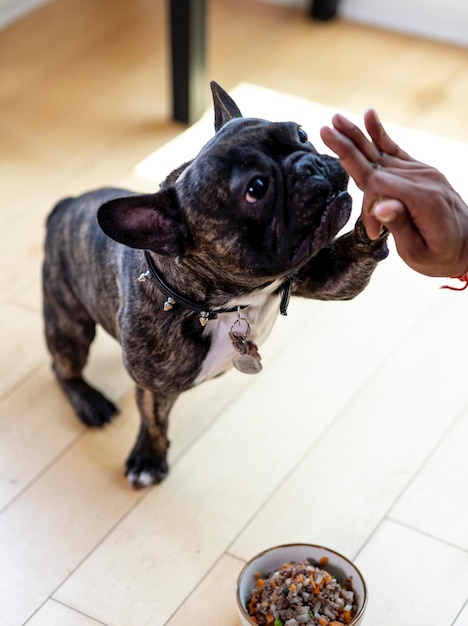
[97,189,189,256]
[210,81,243,132]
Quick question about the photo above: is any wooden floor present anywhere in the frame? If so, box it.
[1,1,468,625]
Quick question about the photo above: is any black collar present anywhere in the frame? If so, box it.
[139,250,293,326]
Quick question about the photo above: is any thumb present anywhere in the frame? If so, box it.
[361,198,407,240]
[372,198,407,226]
[372,198,427,265]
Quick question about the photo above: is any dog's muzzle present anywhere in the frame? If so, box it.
[286,152,352,262]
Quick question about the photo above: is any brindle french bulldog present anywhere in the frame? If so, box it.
[42,82,388,488]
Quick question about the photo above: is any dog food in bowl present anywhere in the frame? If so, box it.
[247,559,355,626]
[236,544,367,626]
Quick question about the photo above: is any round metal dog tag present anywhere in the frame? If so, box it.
[233,353,263,375]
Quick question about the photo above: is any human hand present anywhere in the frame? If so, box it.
[320,109,468,278]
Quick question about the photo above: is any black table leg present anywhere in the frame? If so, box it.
[169,0,207,124]
[310,0,341,20]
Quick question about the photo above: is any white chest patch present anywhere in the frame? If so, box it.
[193,284,282,384]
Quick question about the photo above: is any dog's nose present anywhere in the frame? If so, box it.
[294,153,329,179]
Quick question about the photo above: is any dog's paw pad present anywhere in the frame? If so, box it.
[126,458,169,489]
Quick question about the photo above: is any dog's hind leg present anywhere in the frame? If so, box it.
[43,282,118,427]
[125,386,177,488]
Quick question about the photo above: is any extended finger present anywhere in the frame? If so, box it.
[331,113,382,163]
[320,125,375,190]
[364,109,414,162]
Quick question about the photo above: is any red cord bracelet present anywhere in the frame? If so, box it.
[440,274,468,291]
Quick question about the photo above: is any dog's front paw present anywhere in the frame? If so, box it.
[56,376,119,427]
[354,217,389,261]
[125,454,169,489]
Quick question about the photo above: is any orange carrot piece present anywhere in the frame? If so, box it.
[319,556,329,566]
[248,593,258,614]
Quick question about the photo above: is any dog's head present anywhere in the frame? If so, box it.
[98,83,352,288]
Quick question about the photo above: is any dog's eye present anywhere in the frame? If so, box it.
[245,177,268,204]
[298,127,308,143]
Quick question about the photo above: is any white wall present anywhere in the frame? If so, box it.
[0,0,50,29]
[340,0,468,47]
[257,0,468,46]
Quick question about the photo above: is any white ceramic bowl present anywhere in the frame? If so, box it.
[236,543,367,626]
